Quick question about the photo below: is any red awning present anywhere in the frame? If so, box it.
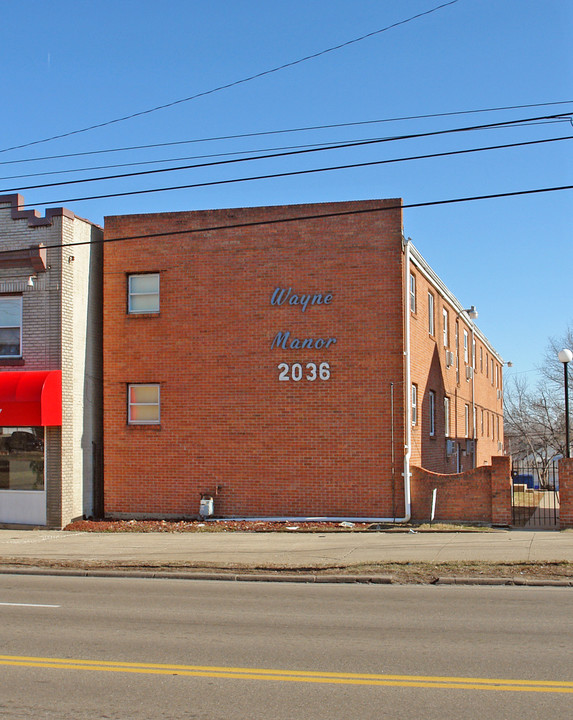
[0,371,61,426]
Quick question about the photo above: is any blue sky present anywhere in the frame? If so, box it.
[1,0,571,382]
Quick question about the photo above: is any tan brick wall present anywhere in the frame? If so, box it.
[0,195,102,528]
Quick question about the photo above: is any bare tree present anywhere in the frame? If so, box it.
[504,324,572,487]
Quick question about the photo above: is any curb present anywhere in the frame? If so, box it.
[0,566,571,586]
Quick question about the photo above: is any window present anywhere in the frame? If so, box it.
[128,273,160,314]
[128,384,160,424]
[480,346,483,373]
[410,273,416,313]
[0,296,22,357]
[491,359,494,384]
[428,292,435,335]
[444,397,450,437]
[463,329,469,363]
[429,390,435,436]
[0,427,44,490]
[473,338,476,369]
[495,363,499,388]
[464,404,470,438]
[486,352,489,377]
[442,308,449,347]
[411,384,417,426]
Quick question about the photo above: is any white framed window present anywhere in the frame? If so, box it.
[411,384,418,426]
[429,390,436,436]
[464,404,469,438]
[128,273,160,314]
[0,296,22,357]
[428,292,435,335]
[495,363,499,388]
[410,273,416,313]
[444,396,450,437]
[443,308,449,347]
[463,329,469,363]
[480,346,483,373]
[491,358,494,384]
[128,384,160,424]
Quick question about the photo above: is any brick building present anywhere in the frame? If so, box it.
[0,195,103,528]
[103,198,504,521]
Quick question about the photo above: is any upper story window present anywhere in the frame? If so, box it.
[463,329,469,363]
[442,308,449,347]
[0,296,22,357]
[429,390,436,436]
[411,384,418,426]
[428,292,435,336]
[128,273,160,314]
[128,384,160,424]
[410,273,416,313]
[444,396,450,437]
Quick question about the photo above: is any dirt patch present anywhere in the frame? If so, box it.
[1,557,571,585]
[64,519,494,534]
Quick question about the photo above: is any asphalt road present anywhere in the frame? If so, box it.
[0,575,572,719]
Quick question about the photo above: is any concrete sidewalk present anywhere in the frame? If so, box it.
[1,528,573,568]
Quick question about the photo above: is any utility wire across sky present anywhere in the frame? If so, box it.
[3,113,570,198]
[4,184,571,256]
[0,0,461,155]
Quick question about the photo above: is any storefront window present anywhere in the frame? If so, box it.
[0,427,44,491]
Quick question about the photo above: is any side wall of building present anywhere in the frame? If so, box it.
[103,199,406,519]
[61,215,103,525]
[408,249,503,473]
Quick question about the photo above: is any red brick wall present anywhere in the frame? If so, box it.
[559,458,573,529]
[103,200,407,518]
[410,455,511,524]
[409,256,504,473]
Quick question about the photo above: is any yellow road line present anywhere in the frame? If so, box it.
[0,655,572,694]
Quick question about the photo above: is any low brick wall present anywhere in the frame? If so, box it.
[410,456,511,524]
[559,458,573,529]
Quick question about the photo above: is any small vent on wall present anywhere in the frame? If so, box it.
[466,366,473,380]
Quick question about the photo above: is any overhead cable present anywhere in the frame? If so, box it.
[0,1,460,154]
[2,100,572,168]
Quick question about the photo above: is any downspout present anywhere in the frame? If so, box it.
[401,237,412,522]
[471,321,476,468]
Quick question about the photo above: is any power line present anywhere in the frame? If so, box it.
[8,135,571,207]
[3,114,570,197]
[7,184,572,254]
[1,118,570,183]
[0,1,460,154]
[2,100,571,168]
